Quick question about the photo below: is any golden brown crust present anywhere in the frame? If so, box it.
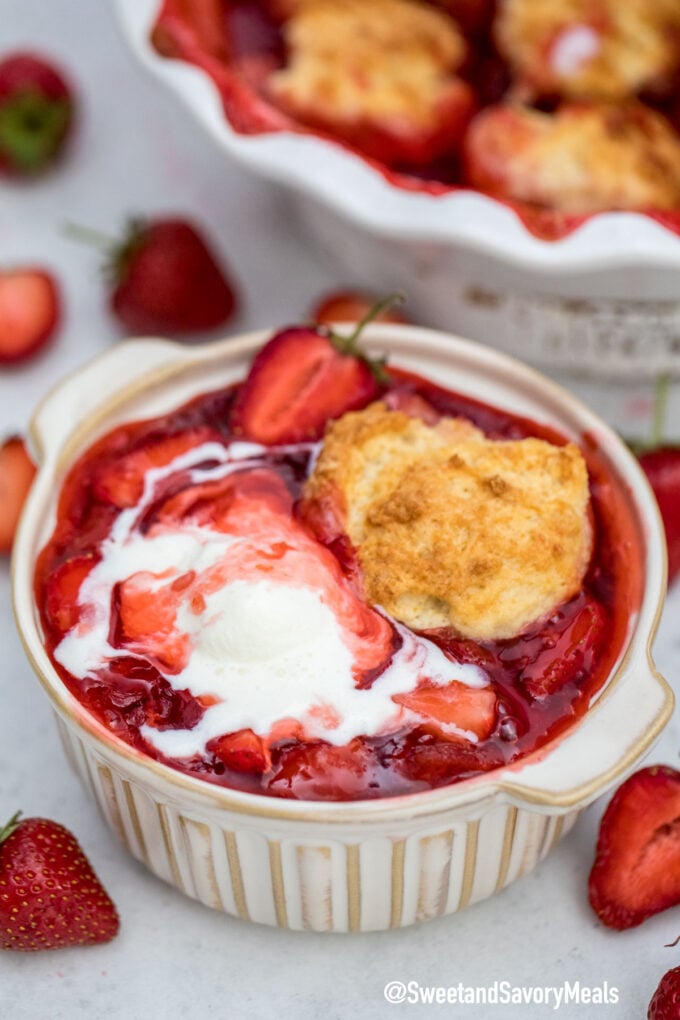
[495,0,680,101]
[464,100,680,214]
[268,0,467,130]
[305,403,592,640]
[305,402,483,540]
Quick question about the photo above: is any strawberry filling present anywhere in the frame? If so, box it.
[35,363,641,801]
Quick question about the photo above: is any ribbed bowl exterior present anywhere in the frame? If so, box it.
[55,713,578,933]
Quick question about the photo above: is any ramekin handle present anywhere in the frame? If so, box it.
[28,337,190,465]
[502,652,673,809]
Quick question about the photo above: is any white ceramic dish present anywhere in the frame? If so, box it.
[115,0,680,390]
[11,325,672,932]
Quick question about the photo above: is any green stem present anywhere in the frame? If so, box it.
[0,811,22,847]
[651,373,670,448]
[327,292,403,384]
[344,292,405,346]
[62,221,116,250]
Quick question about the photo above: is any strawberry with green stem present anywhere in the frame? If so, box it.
[67,218,238,337]
[0,52,73,177]
[231,294,401,444]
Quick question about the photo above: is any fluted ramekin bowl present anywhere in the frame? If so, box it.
[12,325,672,931]
[115,0,680,394]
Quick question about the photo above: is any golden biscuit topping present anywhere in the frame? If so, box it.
[495,0,680,100]
[269,0,467,128]
[305,403,593,641]
[465,101,680,214]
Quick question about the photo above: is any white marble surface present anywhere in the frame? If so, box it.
[2,2,680,1017]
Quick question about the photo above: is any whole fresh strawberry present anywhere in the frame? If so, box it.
[0,52,73,177]
[232,295,398,444]
[0,812,119,951]
[589,765,680,930]
[102,218,238,336]
[649,967,680,1020]
[0,267,61,364]
[639,448,680,584]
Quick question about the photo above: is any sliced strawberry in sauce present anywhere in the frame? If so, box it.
[44,553,97,633]
[267,739,380,800]
[91,427,217,509]
[115,576,190,672]
[210,729,272,774]
[394,681,497,742]
[513,596,606,700]
[156,465,292,530]
[231,326,382,445]
[145,684,203,732]
[589,765,680,930]
[394,735,505,787]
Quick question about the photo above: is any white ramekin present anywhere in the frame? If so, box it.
[115,0,680,390]
[12,326,672,932]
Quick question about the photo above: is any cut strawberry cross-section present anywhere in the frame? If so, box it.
[0,436,36,552]
[231,300,399,445]
[231,327,382,444]
[394,680,497,742]
[0,268,60,365]
[589,765,680,930]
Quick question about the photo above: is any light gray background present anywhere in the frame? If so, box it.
[2,2,680,1017]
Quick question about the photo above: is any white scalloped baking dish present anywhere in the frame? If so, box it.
[12,325,672,931]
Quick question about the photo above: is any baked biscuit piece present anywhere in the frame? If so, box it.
[267,0,475,166]
[304,403,592,641]
[495,0,680,101]
[304,401,484,541]
[464,101,680,214]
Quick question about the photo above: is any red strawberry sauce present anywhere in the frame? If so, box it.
[35,368,642,801]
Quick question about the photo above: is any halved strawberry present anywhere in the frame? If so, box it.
[0,268,60,364]
[44,553,97,633]
[91,427,217,508]
[589,765,680,930]
[394,681,497,742]
[209,729,272,774]
[231,323,387,445]
[311,290,409,327]
[0,436,36,552]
